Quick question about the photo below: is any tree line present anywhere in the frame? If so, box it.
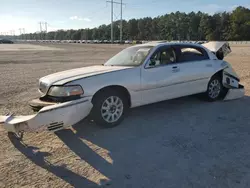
[16,6,250,41]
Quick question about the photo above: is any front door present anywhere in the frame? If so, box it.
[140,45,187,105]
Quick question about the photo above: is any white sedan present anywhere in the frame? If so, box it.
[0,41,245,135]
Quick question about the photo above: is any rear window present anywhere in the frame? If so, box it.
[181,48,203,55]
[178,46,209,62]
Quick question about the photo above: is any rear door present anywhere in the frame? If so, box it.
[171,44,216,94]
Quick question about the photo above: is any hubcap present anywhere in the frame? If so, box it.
[101,96,124,123]
[208,79,221,99]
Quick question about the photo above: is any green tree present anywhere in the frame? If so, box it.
[230,6,250,40]
[18,6,250,41]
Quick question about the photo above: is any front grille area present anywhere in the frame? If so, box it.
[40,95,81,103]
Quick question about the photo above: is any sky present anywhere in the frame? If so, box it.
[0,0,250,34]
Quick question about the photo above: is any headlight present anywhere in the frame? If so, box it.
[47,85,84,97]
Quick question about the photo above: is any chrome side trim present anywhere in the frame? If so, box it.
[135,77,209,92]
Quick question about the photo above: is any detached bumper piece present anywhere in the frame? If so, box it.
[224,84,245,101]
[222,71,245,101]
[0,98,93,134]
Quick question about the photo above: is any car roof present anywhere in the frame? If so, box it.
[133,41,207,49]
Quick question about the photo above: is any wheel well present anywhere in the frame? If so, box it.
[212,69,223,80]
[91,85,131,107]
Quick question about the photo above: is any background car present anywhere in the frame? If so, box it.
[0,38,14,44]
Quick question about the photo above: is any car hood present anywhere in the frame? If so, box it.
[39,65,132,94]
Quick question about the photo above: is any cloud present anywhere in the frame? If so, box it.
[69,16,91,22]
[69,16,80,20]
[230,5,239,10]
[58,20,66,24]
[198,3,250,15]
[83,18,91,22]
[203,4,223,15]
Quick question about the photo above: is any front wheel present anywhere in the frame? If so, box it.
[91,89,128,128]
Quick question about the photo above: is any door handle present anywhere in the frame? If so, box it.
[172,66,178,69]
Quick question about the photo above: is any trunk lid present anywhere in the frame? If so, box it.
[202,41,232,59]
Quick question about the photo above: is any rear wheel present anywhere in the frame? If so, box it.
[91,89,129,128]
[205,75,227,101]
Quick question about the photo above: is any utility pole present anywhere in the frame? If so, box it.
[39,22,42,33]
[86,29,88,42]
[44,22,48,33]
[19,28,23,40]
[39,22,42,40]
[120,0,123,43]
[22,28,25,40]
[106,0,125,44]
[111,0,113,43]
[44,22,48,40]
[107,0,114,44]
[38,22,48,40]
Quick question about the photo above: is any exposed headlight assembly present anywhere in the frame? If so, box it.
[47,85,84,97]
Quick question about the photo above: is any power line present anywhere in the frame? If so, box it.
[107,0,114,43]
[19,28,22,35]
[39,22,42,40]
[38,22,48,40]
[44,22,48,33]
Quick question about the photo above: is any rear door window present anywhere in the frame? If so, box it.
[174,45,209,63]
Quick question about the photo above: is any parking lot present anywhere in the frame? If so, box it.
[0,43,250,188]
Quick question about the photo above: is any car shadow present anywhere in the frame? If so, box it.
[9,94,250,188]
[8,132,107,188]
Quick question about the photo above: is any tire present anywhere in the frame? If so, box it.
[91,89,129,128]
[204,75,227,101]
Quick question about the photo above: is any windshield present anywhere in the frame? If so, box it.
[104,46,153,66]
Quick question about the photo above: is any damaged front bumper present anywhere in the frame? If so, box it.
[0,97,93,134]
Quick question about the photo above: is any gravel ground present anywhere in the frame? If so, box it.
[0,43,250,188]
